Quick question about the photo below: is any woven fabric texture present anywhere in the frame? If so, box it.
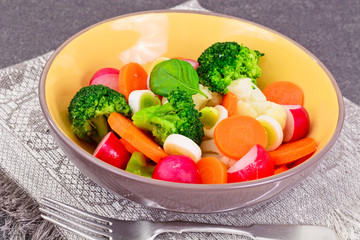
[0,1,359,239]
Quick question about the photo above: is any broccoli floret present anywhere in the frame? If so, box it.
[68,84,132,143]
[132,88,204,146]
[197,41,264,95]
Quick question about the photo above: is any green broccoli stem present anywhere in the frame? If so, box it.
[91,115,109,143]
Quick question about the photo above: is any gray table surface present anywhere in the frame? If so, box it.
[0,0,359,238]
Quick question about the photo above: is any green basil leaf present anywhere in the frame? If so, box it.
[149,59,207,97]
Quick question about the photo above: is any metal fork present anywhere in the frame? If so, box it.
[40,197,339,240]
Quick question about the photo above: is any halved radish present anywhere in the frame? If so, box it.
[93,132,130,169]
[227,144,274,183]
[256,115,283,151]
[282,105,310,142]
[89,68,119,91]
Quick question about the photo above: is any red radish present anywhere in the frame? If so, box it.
[89,68,120,91]
[227,144,274,183]
[282,105,310,142]
[152,155,202,184]
[93,132,130,169]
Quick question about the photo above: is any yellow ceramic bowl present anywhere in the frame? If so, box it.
[39,10,344,213]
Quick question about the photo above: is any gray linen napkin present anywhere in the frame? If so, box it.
[1,0,360,239]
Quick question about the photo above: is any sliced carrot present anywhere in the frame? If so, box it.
[221,92,238,117]
[274,165,288,175]
[269,137,317,166]
[263,81,304,106]
[287,152,315,169]
[119,138,139,154]
[214,115,267,159]
[197,157,227,184]
[108,113,167,163]
[118,62,148,100]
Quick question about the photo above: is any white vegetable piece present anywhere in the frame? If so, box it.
[203,105,228,138]
[206,92,223,107]
[227,78,266,102]
[227,77,286,129]
[251,100,270,114]
[236,100,258,118]
[249,101,287,130]
[128,90,158,114]
[161,96,168,105]
[192,84,213,110]
[264,102,287,130]
[163,134,202,163]
[200,139,237,169]
[200,138,220,154]
[256,115,283,151]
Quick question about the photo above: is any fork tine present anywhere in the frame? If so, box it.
[41,197,111,223]
[41,214,106,240]
[40,207,112,238]
[40,201,111,231]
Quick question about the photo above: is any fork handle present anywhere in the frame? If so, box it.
[154,221,255,238]
[154,222,339,240]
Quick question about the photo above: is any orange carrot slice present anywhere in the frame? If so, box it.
[197,157,227,184]
[119,138,139,154]
[263,81,304,106]
[287,152,315,169]
[214,115,267,159]
[221,92,238,117]
[108,113,167,163]
[274,165,288,174]
[118,62,148,100]
[269,137,317,166]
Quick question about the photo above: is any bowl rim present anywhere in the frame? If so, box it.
[39,9,345,191]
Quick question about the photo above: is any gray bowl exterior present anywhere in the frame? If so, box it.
[46,125,320,213]
[39,10,345,213]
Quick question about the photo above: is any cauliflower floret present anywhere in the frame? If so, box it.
[251,101,287,129]
[228,78,286,129]
[227,78,266,102]
[236,100,258,118]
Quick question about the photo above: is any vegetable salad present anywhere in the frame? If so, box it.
[68,41,317,184]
